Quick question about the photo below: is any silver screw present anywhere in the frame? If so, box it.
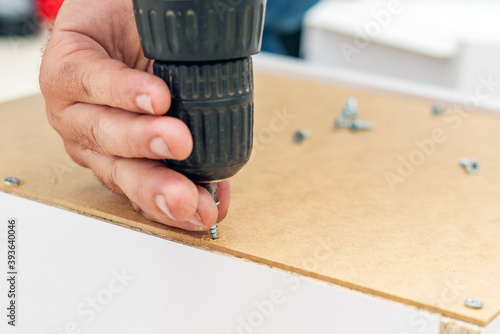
[350,120,374,131]
[459,158,480,174]
[335,118,373,131]
[335,98,373,132]
[211,200,221,240]
[4,177,20,187]
[341,97,358,120]
[293,130,311,143]
[211,224,219,240]
[465,298,483,309]
[432,104,446,115]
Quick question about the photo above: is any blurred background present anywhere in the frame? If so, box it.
[3,0,500,110]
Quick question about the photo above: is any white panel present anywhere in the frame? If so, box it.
[0,193,440,334]
[484,314,500,334]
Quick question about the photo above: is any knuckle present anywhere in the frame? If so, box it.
[122,114,148,157]
[64,142,87,168]
[73,113,103,153]
[59,61,94,101]
[89,114,105,152]
[80,68,95,102]
[105,158,122,193]
[59,62,81,97]
[45,107,62,131]
[108,65,128,106]
[95,156,122,194]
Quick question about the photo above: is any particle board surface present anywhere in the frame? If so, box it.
[1,72,500,326]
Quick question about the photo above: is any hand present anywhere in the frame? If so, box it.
[39,0,230,231]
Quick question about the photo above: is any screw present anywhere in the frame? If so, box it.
[350,120,374,131]
[335,118,373,131]
[211,224,219,240]
[432,104,446,115]
[334,117,351,129]
[341,97,358,120]
[465,298,483,309]
[211,200,221,240]
[4,177,20,187]
[335,98,373,132]
[293,130,311,143]
[200,183,220,240]
[459,158,480,174]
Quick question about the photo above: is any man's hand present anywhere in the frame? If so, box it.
[39,0,229,231]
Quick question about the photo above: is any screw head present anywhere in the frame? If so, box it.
[465,298,483,309]
[459,158,480,174]
[4,177,20,187]
[432,104,446,115]
[342,98,359,119]
[293,130,311,143]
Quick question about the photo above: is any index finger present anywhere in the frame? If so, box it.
[41,35,171,115]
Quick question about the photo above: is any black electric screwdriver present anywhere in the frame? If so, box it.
[132,0,267,239]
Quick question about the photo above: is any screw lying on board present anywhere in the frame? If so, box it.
[335,98,374,132]
[459,158,480,174]
[211,200,221,240]
[350,120,374,131]
[341,97,359,120]
[334,118,374,131]
[432,104,446,116]
[465,298,483,309]
[4,177,21,187]
[293,130,311,143]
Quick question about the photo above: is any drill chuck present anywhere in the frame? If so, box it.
[153,58,254,182]
[133,0,266,184]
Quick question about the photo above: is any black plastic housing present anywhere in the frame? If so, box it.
[133,0,266,62]
[134,0,266,183]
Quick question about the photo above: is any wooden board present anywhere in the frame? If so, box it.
[1,72,500,326]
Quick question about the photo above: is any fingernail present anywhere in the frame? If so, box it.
[155,194,176,220]
[136,94,154,114]
[150,137,172,158]
[188,213,206,229]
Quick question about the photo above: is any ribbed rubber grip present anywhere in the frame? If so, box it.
[154,58,254,182]
[154,58,254,100]
[133,0,266,61]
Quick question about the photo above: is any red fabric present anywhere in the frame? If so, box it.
[37,0,65,21]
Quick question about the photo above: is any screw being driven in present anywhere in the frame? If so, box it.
[459,158,480,174]
[211,200,221,240]
[334,98,374,132]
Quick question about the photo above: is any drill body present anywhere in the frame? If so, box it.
[133,0,267,235]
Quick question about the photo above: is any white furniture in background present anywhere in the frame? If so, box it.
[302,0,500,110]
[0,33,45,103]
